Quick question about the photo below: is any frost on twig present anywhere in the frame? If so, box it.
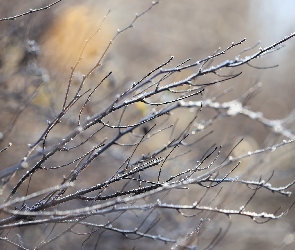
[0,0,63,21]
[0,1,294,249]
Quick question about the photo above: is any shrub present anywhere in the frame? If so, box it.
[0,1,294,249]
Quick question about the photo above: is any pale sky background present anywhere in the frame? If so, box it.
[250,0,295,43]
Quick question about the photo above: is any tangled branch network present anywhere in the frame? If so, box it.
[0,1,295,249]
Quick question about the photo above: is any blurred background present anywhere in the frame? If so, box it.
[0,0,295,249]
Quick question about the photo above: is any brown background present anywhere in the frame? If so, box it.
[0,1,295,249]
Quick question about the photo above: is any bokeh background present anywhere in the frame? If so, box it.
[0,1,295,249]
